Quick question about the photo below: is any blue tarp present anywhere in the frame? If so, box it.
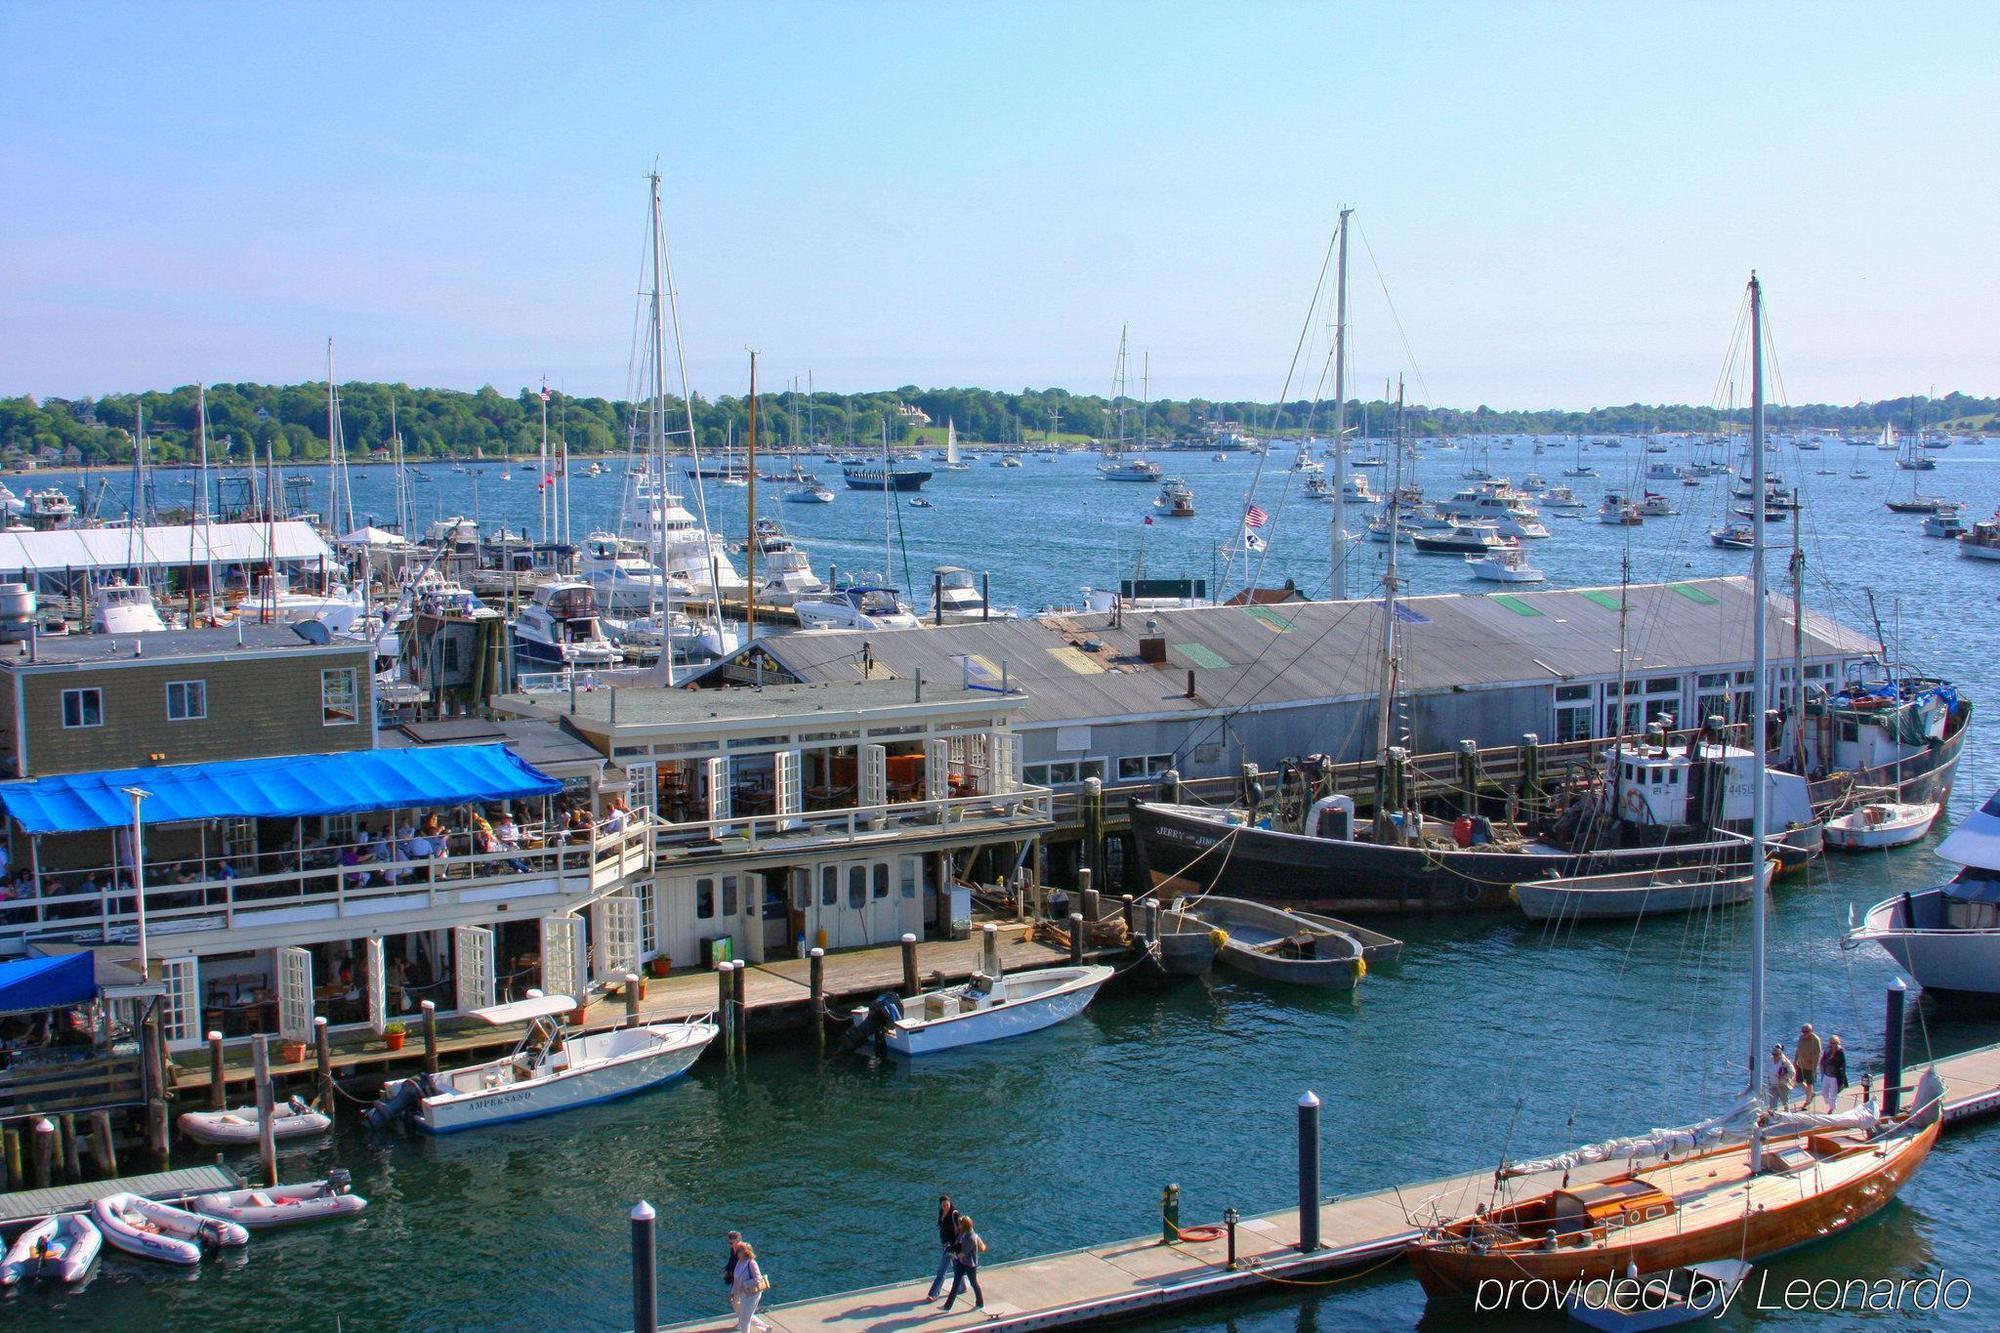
[0,744,561,835]
[0,953,95,1014]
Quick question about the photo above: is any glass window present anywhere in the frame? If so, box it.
[872,863,889,900]
[721,875,739,917]
[791,869,810,912]
[1554,704,1592,743]
[166,679,207,721]
[60,688,102,729]
[1022,764,1050,786]
[1116,754,1173,780]
[1645,677,1679,693]
[695,878,715,919]
[848,865,866,909]
[1555,683,1592,703]
[900,859,918,899]
[321,668,359,726]
[1697,673,1728,689]
[821,866,838,907]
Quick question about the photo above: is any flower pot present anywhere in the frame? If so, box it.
[384,1031,406,1052]
[647,957,672,979]
[279,1040,308,1064]
[570,1006,590,1025]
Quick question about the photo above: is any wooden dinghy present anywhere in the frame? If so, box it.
[1187,896,1366,989]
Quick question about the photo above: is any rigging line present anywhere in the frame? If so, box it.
[1353,225,1433,409]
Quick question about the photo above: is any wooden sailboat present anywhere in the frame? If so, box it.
[1407,275,1945,1302]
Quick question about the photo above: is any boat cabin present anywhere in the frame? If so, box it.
[1550,1179,1676,1234]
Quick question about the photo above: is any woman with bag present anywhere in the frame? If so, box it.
[939,1214,987,1312]
[731,1240,771,1332]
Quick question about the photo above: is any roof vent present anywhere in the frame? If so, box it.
[1138,636,1167,665]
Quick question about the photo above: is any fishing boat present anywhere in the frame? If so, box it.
[1467,543,1545,583]
[193,1175,369,1229]
[873,964,1114,1056]
[91,1193,247,1265]
[1957,514,2000,561]
[1184,896,1366,988]
[1847,783,2000,996]
[1562,1260,1753,1331]
[178,1096,332,1146]
[367,994,716,1134]
[1407,275,1944,1306]
[1512,864,1756,921]
[1822,800,1938,851]
[1,1214,100,1286]
[1921,508,1968,538]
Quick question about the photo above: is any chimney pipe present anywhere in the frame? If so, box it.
[915,667,923,703]
[1186,669,1196,699]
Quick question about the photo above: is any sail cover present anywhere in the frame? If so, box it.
[1499,1093,1882,1179]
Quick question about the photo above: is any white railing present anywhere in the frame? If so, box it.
[0,821,654,947]
[652,782,1052,854]
[516,666,655,693]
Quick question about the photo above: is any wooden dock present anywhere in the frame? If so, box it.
[0,1164,241,1231]
[661,1039,2000,1332]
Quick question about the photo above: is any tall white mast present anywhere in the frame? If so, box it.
[645,173,677,688]
[1373,374,1405,840]
[653,170,727,638]
[1330,207,1352,600]
[539,377,550,547]
[325,339,339,536]
[1748,272,1770,1130]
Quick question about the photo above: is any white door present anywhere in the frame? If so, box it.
[454,925,495,1011]
[660,874,699,972]
[897,855,927,940]
[365,936,387,1035]
[540,914,582,999]
[706,756,732,835]
[990,732,1018,794]
[865,859,900,943]
[601,893,641,980]
[624,760,658,825]
[775,749,803,830]
[160,957,200,1047]
[860,744,887,823]
[277,946,315,1043]
[924,738,951,804]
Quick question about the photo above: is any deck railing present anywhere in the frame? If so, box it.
[652,782,1053,856]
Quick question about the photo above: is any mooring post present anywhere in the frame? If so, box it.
[252,1034,278,1187]
[1121,894,1136,931]
[715,959,734,1053]
[1518,732,1542,819]
[2,1126,19,1190]
[1297,1091,1322,1252]
[422,999,441,1075]
[1160,1182,1181,1244]
[1224,1206,1240,1270]
[730,961,749,1058]
[147,1098,170,1166]
[89,1110,118,1177]
[58,1113,80,1183]
[631,1200,659,1333]
[30,1118,54,1189]
[314,1016,336,1114]
[981,922,1000,978]
[1083,778,1105,886]
[208,1029,227,1110]
[1069,912,1086,965]
[624,973,643,1028]
[900,933,919,997]
[808,947,826,1018]
[1456,739,1479,817]
[1884,978,1908,1116]
[1143,898,1162,942]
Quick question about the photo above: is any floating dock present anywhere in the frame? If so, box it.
[661,1041,2000,1331]
[0,1164,241,1233]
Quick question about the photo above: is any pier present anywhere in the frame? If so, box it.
[655,1039,2000,1331]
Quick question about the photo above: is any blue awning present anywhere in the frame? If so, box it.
[0,745,561,835]
[0,954,95,1014]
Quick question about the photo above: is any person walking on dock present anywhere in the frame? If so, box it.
[924,1194,963,1301]
[938,1214,986,1313]
[1818,1034,1849,1112]
[731,1239,771,1332]
[1792,1024,1822,1109]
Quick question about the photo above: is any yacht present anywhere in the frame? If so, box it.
[1637,491,1675,517]
[1848,787,2000,997]
[1958,514,2000,561]
[603,601,741,661]
[1708,521,1756,549]
[926,566,1013,624]
[1466,543,1545,583]
[1597,493,1643,525]
[1537,484,1585,511]
[784,481,836,504]
[1156,478,1196,517]
[793,584,923,631]
[90,581,169,634]
[1291,444,1323,476]
[1921,508,1968,539]
[23,489,76,528]
[246,572,367,633]
[579,532,671,613]
[636,479,746,594]
[1411,519,1509,555]
[997,454,1024,468]
[512,580,622,671]
[1098,457,1162,483]
[1432,483,1546,537]
[752,541,828,607]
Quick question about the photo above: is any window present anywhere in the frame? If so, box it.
[60,688,102,729]
[1556,684,1592,703]
[821,866,838,907]
[1116,753,1174,781]
[636,882,657,956]
[695,877,715,919]
[1697,673,1729,690]
[321,668,359,726]
[166,679,207,721]
[872,863,889,900]
[900,859,918,900]
[720,875,739,917]
[1022,758,1108,788]
[848,865,866,909]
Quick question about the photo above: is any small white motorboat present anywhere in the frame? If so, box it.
[1466,544,1546,583]
[91,1193,247,1266]
[193,1173,368,1229]
[871,964,1114,1057]
[1823,800,1938,852]
[1563,1259,1753,1330]
[1,1214,100,1285]
[178,1095,332,1146]
[367,994,716,1134]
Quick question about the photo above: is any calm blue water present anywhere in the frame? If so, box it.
[14,437,2000,1328]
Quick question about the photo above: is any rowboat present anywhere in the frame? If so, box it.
[1189,896,1367,988]
[1285,908,1405,966]
[1822,800,1937,851]
[881,964,1114,1056]
[1512,866,1756,921]
[91,1192,247,1266]
[193,1175,368,1229]
[1,1214,99,1285]
[367,994,717,1134]
[178,1096,332,1146]
[1563,1260,1753,1331]
[1153,908,1225,976]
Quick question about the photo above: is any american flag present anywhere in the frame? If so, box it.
[1243,504,1269,529]
[539,383,551,403]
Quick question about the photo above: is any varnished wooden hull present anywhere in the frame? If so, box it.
[1408,1119,1940,1301]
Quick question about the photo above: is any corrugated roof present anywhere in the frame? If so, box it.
[0,522,331,575]
[736,578,1876,728]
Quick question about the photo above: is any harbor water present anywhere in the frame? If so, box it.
[14,437,2000,1328]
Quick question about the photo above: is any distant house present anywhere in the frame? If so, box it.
[895,403,932,427]
[61,445,83,467]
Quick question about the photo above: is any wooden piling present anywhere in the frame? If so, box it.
[422,999,441,1075]
[716,962,734,1053]
[208,1029,227,1110]
[89,1110,118,1177]
[808,948,826,1019]
[1082,886,1101,923]
[147,1098,170,1166]
[30,1117,54,1188]
[730,961,748,1058]
[314,1016,336,1114]
[252,1034,278,1188]
[900,934,919,997]
[58,1113,80,1183]
[1069,912,1086,966]
[1456,739,1479,817]
[2,1126,19,1191]
[625,973,642,1028]
[1121,894,1136,931]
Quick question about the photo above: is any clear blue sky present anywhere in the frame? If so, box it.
[4,1,1995,409]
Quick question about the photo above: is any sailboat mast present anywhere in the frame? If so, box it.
[1789,490,1806,770]
[1330,207,1352,601]
[646,172,677,688]
[1748,272,1770,1114]
[539,378,550,547]
[1374,376,1404,762]
[746,352,759,644]
[325,339,339,537]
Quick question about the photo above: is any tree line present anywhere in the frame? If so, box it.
[2,380,1993,467]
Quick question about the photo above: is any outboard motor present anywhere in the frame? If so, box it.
[365,1075,429,1129]
[835,991,905,1057]
[327,1166,353,1196]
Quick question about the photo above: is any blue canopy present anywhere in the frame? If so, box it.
[0,954,95,1014]
[0,744,561,835]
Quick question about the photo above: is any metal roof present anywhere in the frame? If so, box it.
[732,578,1876,728]
[0,521,333,575]
[498,677,1016,734]
[6,623,362,665]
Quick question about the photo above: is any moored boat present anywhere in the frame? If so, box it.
[877,964,1114,1056]
[1822,800,1938,851]
[192,1175,368,1229]
[1512,865,1755,921]
[91,1192,247,1266]
[1562,1260,1753,1331]
[1,1214,100,1286]
[1184,896,1366,988]
[1846,783,2000,996]
[178,1096,331,1146]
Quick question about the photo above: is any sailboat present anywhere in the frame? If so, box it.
[1885,429,1949,512]
[1098,326,1162,483]
[1405,275,1944,1303]
[938,420,970,471]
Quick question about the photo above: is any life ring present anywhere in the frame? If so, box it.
[1623,788,1647,819]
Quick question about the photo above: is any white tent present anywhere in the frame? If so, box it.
[338,525,406,548]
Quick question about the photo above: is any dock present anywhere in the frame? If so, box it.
[0,1164,241,1231]
[661,1039,2000,1331]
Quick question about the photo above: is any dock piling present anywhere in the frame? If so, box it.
[624,973,642,1028]
[1121,894,1135,931]
[314,1016,336,1114]
[808,947,826,1018]
[88,1110,118,1178]
[900,934,919,997]
[1884,979,1908,1115]
[730,961,748,1058]
[716,962,734,1053]
[1224,1206,1239,1269]
[980,923,1000,978]
[252,1034,278,1188]
[208,1029,226,1110]
[1297,1091,1322,1252]
[1069,913,1085,966]
[30,1117,54,1189]
[146,1099,170,1166]
[422,1000,441,1074]
[59,1113,80,1183]
[3,1126,20,1190]
[631,1200,659,1332]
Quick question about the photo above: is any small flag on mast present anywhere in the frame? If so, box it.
[1239,502,1269,551]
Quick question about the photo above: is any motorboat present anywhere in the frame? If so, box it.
[1411,520,1508,555]
[1512,865,1756,921]
[1098,457,1162,483]
[179,1095,332,1146]
[869,964,1114,1056]
[1183,896,1366,988]
[1432,483,1544,536]
[1921,509,1968,538]
[603,601,741,661]
[784,482,836,504]
[1823,800,1938,852]
[193,1175,368,1229]
[1848,786,2000,996]
[512,580,622,671]
[23,488,76,528]
[1563,1260,1753,1331]
[1957,515,2000,561]
[754,545,828,607]
[1708,522,1755,549]
[89,581,169,634]
[1598,493,1643,525]
[1637,491,1675,517]
[793,584,923,631]
[91,1193,246,1265]
[580,532,670,613]
[1,1214,100,1286]
[636,479,747,593]
[1539,485,1585,511]
[908,497,934,508]
[998,454,1024,468]
[926,565,1013,623]
[1467,543,1546,583]
[367,994,717,1133]
[246,572,367,633]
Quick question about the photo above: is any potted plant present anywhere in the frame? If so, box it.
[570,1000,591,1025]
[279,1037,308,1063]
[383,1021,407,1052]
[647,956,672,979]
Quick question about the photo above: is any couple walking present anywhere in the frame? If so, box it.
[723,1230,770,1332]
[924,1194,988,1313]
